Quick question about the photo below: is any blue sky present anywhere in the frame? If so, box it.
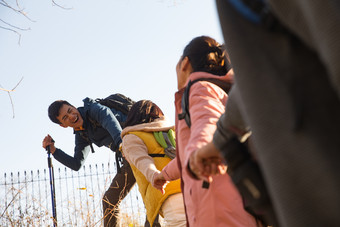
[0,0,223,176]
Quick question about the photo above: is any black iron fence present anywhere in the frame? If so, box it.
[0,162,146,226]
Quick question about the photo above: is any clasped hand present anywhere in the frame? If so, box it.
[188,142,227,183]
[152,171,169,195]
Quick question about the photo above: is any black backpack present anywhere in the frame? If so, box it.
[85,93,135,131]
[83,93,135,173]
[96,93,135,116]
[178,78,233,128]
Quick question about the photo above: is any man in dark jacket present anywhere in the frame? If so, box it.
[42,97,159,227]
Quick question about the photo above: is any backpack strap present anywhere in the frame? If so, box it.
[149,154,166,158]
[78,130,96,153]
[178,78,232,128]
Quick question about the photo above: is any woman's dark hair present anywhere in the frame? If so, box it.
[48,100,73,124]
[124,100,164,128]
[182,36,231,76]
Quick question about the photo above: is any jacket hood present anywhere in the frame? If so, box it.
[121,116,174,137]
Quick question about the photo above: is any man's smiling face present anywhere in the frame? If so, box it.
[56,104,84,129]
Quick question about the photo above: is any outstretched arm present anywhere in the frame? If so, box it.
[42,133,91,171]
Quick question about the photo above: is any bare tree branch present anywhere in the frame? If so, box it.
[10,76,24,91]
[0,0,34,44]
[0,18,30,31]
[0,0,35,22]
[52,0,73,10]
[0,18,30,44]
[0,77,24,118]
[7,91,15,118]
[0,76,24,92]
[0,25,21,44]
[1,0,73,44]
[15,0,21,10]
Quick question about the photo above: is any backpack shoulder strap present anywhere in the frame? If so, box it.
[78,130,96,153]
[178,78,232,128]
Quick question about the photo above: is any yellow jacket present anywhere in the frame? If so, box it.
[121,117,181,225]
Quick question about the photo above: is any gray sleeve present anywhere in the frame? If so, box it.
[213,84,249,150]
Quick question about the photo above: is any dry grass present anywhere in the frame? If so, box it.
[0,165,147,226]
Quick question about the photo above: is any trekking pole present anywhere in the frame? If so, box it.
[46,144,57,227]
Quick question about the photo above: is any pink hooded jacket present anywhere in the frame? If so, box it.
[162,71,258,227]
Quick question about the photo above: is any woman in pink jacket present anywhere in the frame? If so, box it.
[153,36,259,227]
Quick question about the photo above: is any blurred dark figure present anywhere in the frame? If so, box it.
[193,0,340,227]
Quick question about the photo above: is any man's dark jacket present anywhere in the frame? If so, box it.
[53,97,126,170]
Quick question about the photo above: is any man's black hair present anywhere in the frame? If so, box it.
[48,100,73,124]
